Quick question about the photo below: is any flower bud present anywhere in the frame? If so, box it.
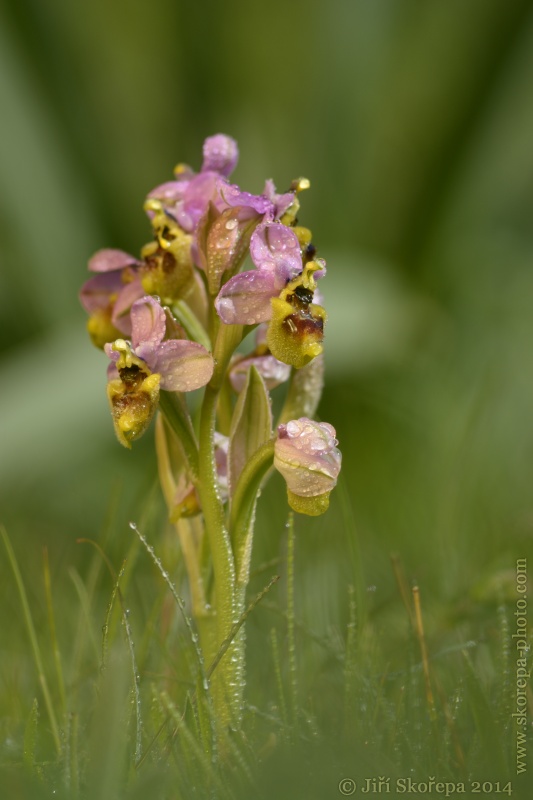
[201,134,239,177]
[274,418,341,516]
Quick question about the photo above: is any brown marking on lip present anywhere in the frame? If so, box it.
[118,364,148,391]
[282,312,324,339]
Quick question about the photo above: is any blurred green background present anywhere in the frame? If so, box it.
[1,0,533,794]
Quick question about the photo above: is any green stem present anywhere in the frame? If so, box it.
[198,384,237,728]
[196,321,244,729]
[159,391,199,483]
[217,377,234,436]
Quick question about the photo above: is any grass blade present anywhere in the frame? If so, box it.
[1,525,61,755]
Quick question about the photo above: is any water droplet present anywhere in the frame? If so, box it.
[225,219,238,230]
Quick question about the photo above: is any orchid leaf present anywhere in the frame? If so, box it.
[228,365,272,500]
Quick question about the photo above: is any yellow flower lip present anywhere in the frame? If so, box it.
[266,262,327,369]
[107,371,161,449]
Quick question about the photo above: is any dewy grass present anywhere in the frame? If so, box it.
[42,546,67,720]
[1,526,62,757]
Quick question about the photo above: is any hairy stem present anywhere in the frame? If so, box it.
[196,321,244,729]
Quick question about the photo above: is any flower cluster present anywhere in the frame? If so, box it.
[80,133,340,516]
[80,133,342,732]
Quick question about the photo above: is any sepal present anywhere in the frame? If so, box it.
[205,206,260,295]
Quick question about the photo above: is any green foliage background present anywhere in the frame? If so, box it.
[1,1,533,797]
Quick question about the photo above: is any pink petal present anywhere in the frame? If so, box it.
[130,296,167,351]
[104,343,120,363]
[106,362,120,382]
[250,223,302,280]
[215,270,279,325]
[88,248,140,273]
[263,179,295,219]
[180,172,218,232]
[79,271,123,314]
[217,181,273,215]
[153,340,214,392]
[111,278,145,334]
[229,354,291,393]
[147,180,188,204]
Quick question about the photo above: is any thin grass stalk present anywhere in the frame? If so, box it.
[68,566,101,668]
[69,712,80,799]
[270,627,288,731]
[412,585,436,721]
[1,526,62,756]
[160,691,228,798]
[286,512,298,731]
[343,583,358,735]
[42,546,67,719]
[112,562,143,765]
